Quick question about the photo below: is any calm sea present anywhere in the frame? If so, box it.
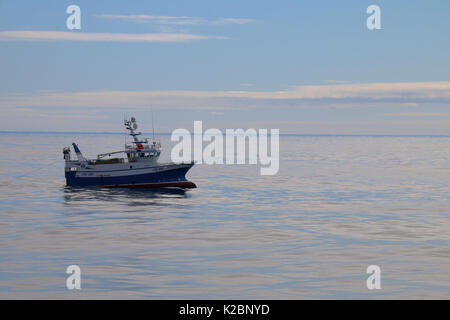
[0,133,449,299]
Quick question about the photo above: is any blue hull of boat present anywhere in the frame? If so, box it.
[65,165,196,188]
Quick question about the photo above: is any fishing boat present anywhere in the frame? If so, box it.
[63,117,196,188]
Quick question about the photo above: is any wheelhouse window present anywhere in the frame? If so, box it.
[127,152,138,162]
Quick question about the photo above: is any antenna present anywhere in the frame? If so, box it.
[123,113,126,146]
[151,109,155,142]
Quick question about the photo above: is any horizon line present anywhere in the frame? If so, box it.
[1,130,449,138]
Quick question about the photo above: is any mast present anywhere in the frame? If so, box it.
[124,116,160,152]
[124,117,142,143]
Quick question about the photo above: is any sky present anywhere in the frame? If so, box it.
[0,0,449,134]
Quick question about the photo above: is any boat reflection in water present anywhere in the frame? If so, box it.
[63,185,189,206]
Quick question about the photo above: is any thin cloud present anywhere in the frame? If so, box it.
[95,14,206,25]
[325,80,353,84]
[211,18,257,25]
[95,14,257,25]
[0,31,227,42]
[379,112,450,117]
[2,82,450,110]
